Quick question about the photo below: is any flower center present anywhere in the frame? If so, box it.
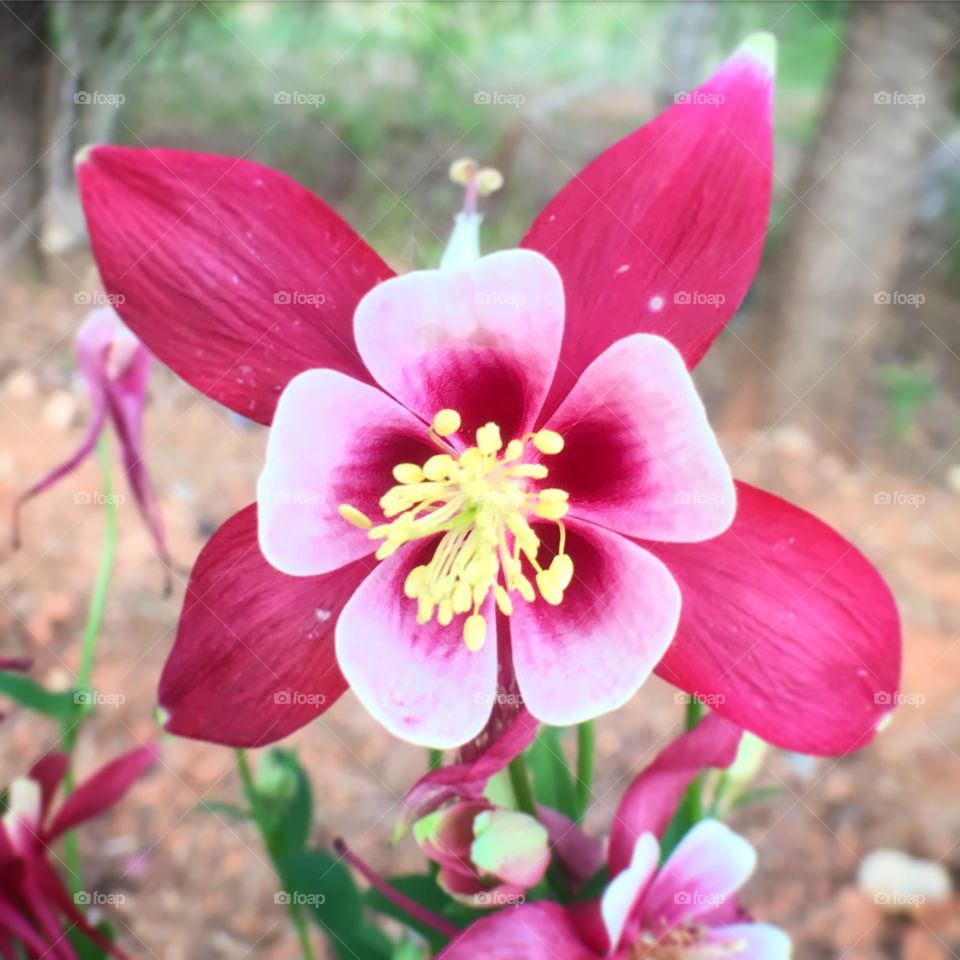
[338,409,573,652]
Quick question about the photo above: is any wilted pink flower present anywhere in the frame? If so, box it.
[78,34,900,755]
[0,745,157,958]
[13,308,170,585]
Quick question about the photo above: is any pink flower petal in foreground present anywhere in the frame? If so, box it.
[13,308,171,582]
[649,483,902,755]
[159,505,370,747]
[542,334,735,541]
[354,249,564,441]
[523,34,776,419]
[77,146,393,424]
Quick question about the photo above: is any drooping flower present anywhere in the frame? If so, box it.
[438,715,790,959]
[77,33,901,755]
[13,307,171,587]
[414,801,550,906]
[0,745,158,958]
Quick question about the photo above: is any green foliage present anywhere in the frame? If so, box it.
[525,726,578,820]
[878,363,938,442]
[0,671,79,725]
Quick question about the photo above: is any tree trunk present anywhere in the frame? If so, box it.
[0,1,50,273]
[723,1,960,449]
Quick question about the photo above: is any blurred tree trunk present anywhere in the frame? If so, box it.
[722,1,960,449]
[655,0,719,110]
[0,1,51,272]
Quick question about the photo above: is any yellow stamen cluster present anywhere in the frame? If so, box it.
[339,410,574,651]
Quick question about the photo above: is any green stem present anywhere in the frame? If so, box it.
[428,748,443,771]
[507,755,537,817]
[63,433,119,895]
[680,697,705,825]
[575,721,595,822]
[685,697,704,731]
[236,751,317,960]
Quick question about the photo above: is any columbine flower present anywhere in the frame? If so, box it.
[13,307,171,585]
[414,801,550,906]
[77,33,900,754]
[0,745,157,958]
[438,716,790,959]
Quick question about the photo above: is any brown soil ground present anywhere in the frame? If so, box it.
[1,278,958,959]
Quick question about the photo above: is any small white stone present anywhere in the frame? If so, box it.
[859,850,951,911]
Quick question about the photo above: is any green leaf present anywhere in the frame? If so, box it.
[0,672,78,724]
[278,848,392,960]
[392,936,428,960]
[526,726,578,819]
[67,919,117,959]
[255,749,313,859]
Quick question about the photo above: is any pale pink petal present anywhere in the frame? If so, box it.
[354,250,564,442]
[257,369,434,576]
[640,820,756,929]
[601,833,659,954]
[509,521,680,726]
[705,923,792,959]
[335,542,498,748]
[542,335,734,541]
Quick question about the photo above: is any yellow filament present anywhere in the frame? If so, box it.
[338,410,573,649]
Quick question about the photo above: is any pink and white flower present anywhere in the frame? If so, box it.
[76,33,900,755]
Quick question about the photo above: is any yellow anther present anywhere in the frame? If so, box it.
[510,464,549,479]
[423,454,456,481]
[533,430,564,455]
[494,585,513,616]
[550,554,574,591]
[537,488,569,503]
[502,439,524,462]
[432,408,462,437]
[536,570,564,606]
[438,600,454,627]
[404,565,427,599]
[449,158,479,186]
[393,463,425,484]
[452,582,473,614]
[338,504,372,530]
[464,613,487,652]
[534,500,569,521]
[515,576,536,603]
[475,167,504,196]
[476,422,502,455]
